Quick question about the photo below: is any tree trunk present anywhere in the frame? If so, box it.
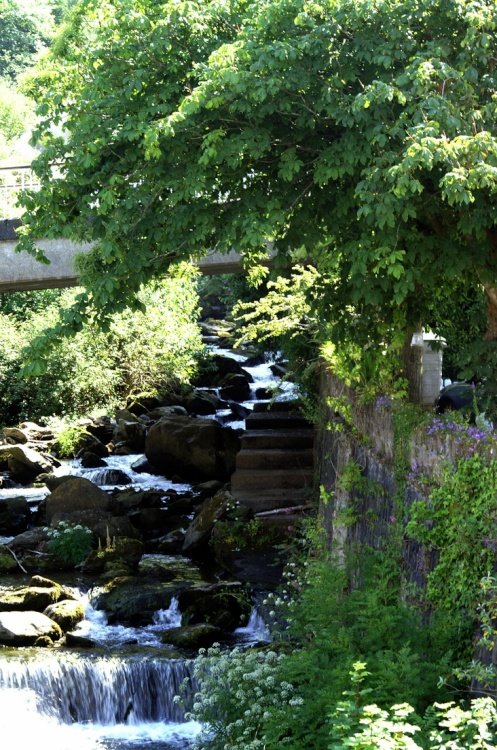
[484,284,497,341]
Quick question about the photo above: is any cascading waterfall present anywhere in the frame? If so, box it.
[0,653,200,750]
[0,654,194,724]
[0,340,284,749]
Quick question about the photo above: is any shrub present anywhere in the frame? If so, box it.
[46,522,93,566]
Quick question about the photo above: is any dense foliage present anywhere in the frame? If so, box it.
[0,264,203,424]
[15,0,497,391]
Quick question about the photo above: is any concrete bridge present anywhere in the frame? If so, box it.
[0,218,252,293]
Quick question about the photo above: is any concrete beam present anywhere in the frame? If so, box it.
[0,219,261,292]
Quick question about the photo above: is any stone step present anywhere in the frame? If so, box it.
[231,468,313,492]
[235,449,313,471]
[245,411,312,430]
[240,429,314,450]
[231,489,311,513]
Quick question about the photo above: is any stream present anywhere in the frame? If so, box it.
[0,346,289,749]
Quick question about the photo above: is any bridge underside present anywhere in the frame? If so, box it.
[0,219,252,293]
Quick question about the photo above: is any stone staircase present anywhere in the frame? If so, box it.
[230,402,314,512]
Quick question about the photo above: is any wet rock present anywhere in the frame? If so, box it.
[79,452,107,468]
[88,468,131,486]
[0,496,30,535]
[76,433,109,458]
[196,354,250,387]
[270,363,287,377]
[183,391,219,416]
[90,577,179,625]
[0,444,53,483]
[130,457,155,474]
[0,611,62,646]
[43,599,85,631]
[45,477,112,524]
[178,582,250,631]
[162,623,222,650]
[182,490,232,554]
[145,416,240,482]
[255,387,273,400]
[64,631,96,648]
[85,416,115,445]
[218,373,251,402]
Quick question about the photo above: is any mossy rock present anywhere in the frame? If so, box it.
[0,584,62,612]
[0,547,18,573]
[162,623,222,650]
[43,599,85,631]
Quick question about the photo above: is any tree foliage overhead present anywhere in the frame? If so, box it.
[0,0,55,81]
[17,0,497,368]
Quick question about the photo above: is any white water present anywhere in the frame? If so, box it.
[0,654,200,749]
[235,607,271,643]
[75,594,182,648]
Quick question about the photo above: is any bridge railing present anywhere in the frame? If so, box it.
[0,165,40,219]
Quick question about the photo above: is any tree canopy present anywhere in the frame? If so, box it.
[16,0,497,381]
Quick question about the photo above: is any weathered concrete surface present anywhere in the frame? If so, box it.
[0,219,270,291]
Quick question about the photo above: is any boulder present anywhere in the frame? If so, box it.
[0,445,53,483]
[219,373,251,401]
[19,422,54,442]
[182,490,232,554]
[0,611,63,646]
[147,406,188,420]
[0,496,30,535]
[3,427,28,444]
[75,433,109,458]
[0,583,63,612]
[45,477,112,524]
[113,420,147,452]
[145,416,240,482]
[162,623,222,650]
[64,631,95,648]
[183,391,219,416]
[43,599,85,631]
[196,354,251,387]
[178,582,250,631]
[8,527,50,551]
[81,537,144,575]
[37,473,75,491]
[79,452,107,468]
[90,577,178,625]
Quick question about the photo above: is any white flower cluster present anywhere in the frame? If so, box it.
[44,521,92,540]
[186,645,301,750]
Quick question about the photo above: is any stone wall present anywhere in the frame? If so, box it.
[316,367,453,589]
